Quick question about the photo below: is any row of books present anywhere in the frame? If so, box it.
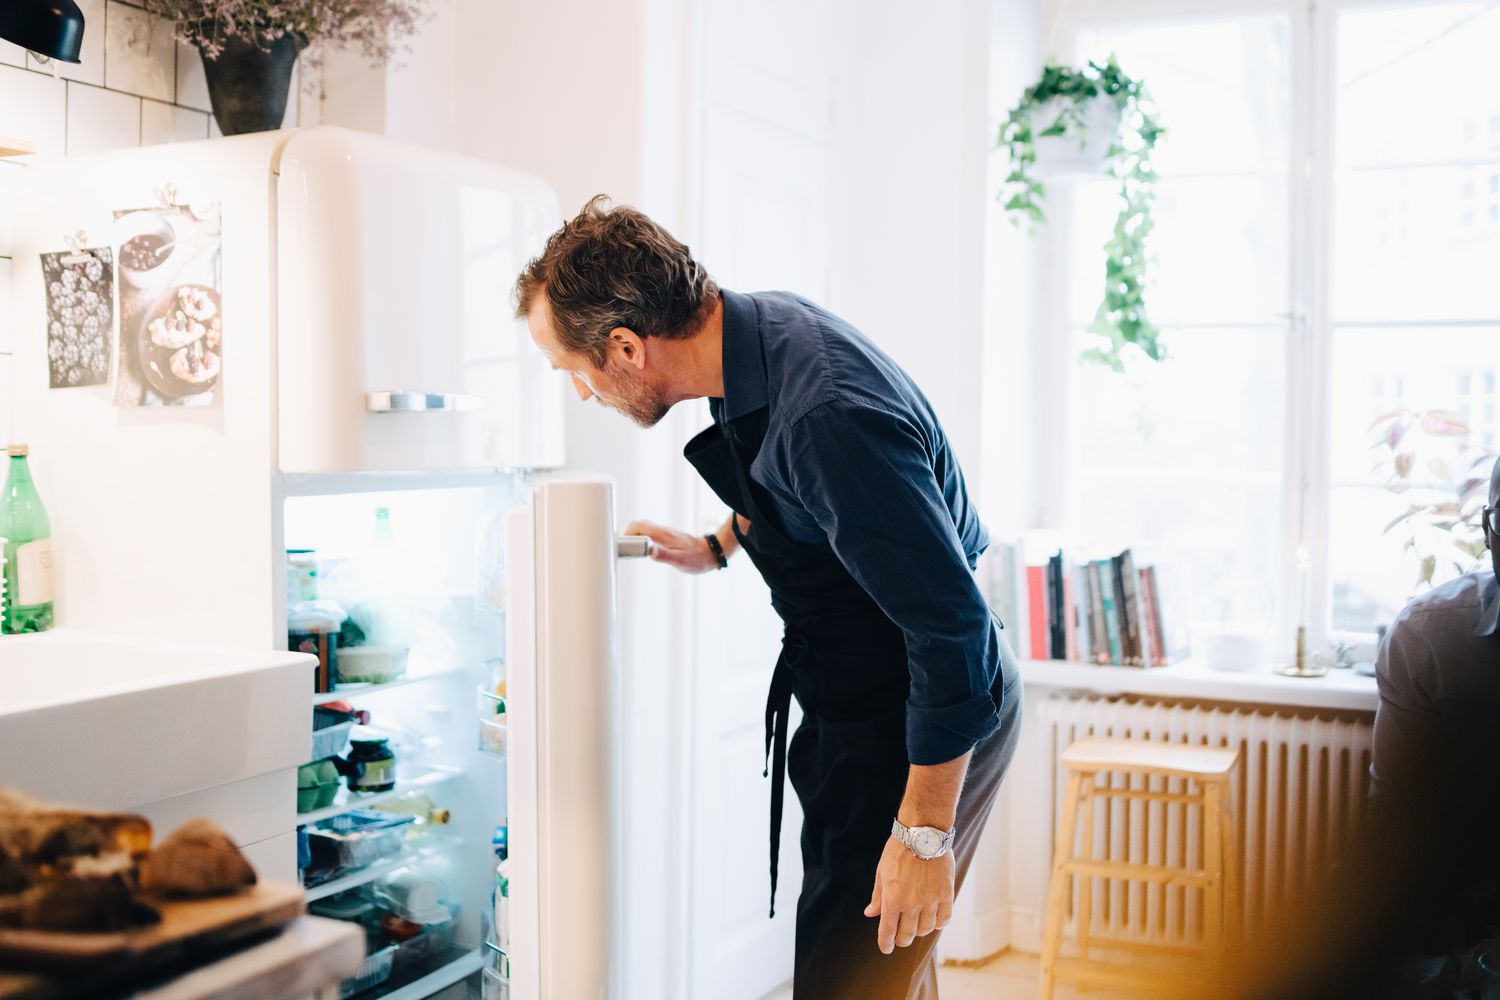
[982,538,1171,667]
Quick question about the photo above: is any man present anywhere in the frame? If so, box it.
[1362,453,1500,989]
[515,196,1020,1000]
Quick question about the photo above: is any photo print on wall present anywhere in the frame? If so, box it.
[39,238,113,389]
[112,192,223,407]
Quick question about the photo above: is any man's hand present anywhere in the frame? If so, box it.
[625,520,726,575]
[864,836,956,954]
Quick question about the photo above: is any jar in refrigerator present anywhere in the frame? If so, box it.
[343,732,397,793]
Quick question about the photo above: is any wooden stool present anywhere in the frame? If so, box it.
[1038,738,1241,1000]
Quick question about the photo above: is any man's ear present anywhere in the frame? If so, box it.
[609,326,647,371]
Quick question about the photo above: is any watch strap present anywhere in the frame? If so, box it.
[891,818,955,860]
[704,532,728,569]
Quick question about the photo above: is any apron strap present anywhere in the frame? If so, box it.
[763,649,794,919]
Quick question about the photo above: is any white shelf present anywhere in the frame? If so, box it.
[313,666,470,705]
[298,765,464,826]
[305,832,464,902]
[1018,657,1379,712]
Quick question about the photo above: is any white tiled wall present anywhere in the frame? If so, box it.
[0,1,305,444]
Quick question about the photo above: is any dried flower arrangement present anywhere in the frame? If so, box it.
[143,0,431,72]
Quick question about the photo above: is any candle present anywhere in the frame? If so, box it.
[1296,545,1311,628]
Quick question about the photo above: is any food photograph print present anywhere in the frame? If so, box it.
[111,202,224,407]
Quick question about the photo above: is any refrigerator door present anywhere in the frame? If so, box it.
[506,477,622,1000]
[275,126,567,474]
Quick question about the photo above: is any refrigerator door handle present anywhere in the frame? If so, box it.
[616,535,653,559]
[365,390,487,413]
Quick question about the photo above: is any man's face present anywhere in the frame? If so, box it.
[527,298,671,429]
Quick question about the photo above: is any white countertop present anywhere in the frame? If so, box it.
[1018,657,1379,712]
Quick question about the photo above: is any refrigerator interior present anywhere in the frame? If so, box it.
[283,476,527,999]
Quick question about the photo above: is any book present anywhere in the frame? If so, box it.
[1096,558,1122,664]
[1073,563,1091,664]
[1047,552,1067,659]
[1062,563,1078,662]
[1142,564,1169,667]
[1086,561,1108,663]
[1119,549,1143,667]
[1026,563,1048,660]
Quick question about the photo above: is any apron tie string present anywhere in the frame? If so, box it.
[763,650,794,919]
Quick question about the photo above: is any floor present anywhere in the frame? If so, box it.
[762,950,1093,1000]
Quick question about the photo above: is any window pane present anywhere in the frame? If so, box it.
[1337,3,1500,165]
[1327,326,1498,632]
[1068,327,1288,640]
[1079,16,1291,173]
[1066,173,1288,327]
[1333,166,1500,321]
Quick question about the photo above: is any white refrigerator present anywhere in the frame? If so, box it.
[8,126,628,1000]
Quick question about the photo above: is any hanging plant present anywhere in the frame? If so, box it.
[998,57,1165,371]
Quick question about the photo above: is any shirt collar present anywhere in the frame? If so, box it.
[1477,571,1499,638]
[718,289,769,423]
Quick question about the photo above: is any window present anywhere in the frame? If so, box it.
[1030,1,1499,652]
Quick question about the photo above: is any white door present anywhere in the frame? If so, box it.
[685,2,836,998]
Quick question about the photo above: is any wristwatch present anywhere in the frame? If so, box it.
[891,819,955,861]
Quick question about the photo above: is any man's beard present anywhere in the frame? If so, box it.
[600,360,671,428]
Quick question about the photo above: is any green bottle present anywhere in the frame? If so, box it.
[0,445,53,633]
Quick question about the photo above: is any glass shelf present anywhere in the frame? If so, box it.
[313,666,469,705]
[298,765,464,826]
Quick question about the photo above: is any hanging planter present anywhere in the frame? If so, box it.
[143,1,432,137]
[998,58,1165,371]
[1030,94,1122,175]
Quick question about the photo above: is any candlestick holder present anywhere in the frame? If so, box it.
[1274,625,1329,678]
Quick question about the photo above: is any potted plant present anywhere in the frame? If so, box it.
[998,57,1165,371]
[1369,408,1495,587]
[143,0,431,136]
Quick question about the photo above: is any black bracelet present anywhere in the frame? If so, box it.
[704,532,728,570]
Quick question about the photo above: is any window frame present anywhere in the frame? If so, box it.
[1036,0,1490,655]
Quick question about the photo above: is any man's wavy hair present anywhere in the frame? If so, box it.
[514,195,719,368]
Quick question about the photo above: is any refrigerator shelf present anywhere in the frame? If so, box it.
[313,665,471,706]
[280,469,525,498]
[306,832,465,901]
[346,944,483,1000]
[300,764,465,826]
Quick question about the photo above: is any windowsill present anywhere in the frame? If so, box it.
[1018,657,1379,713]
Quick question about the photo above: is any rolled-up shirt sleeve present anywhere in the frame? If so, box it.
[784,397,1002,765]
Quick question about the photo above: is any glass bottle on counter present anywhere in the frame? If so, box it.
[0,445,53,633]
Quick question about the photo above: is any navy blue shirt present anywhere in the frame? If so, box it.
[710,288,1003,766]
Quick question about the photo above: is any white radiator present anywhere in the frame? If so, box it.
[1039,693,1375,948]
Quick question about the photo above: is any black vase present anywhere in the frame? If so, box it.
[198,31,303,136]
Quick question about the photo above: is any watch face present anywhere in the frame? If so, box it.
[912,828,945,857]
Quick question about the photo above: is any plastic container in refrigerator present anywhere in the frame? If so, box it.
[311,705,358,760]
[307,810,415,869]
[339,941,397,998]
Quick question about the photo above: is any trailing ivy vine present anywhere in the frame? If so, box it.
[998,57,1165,371]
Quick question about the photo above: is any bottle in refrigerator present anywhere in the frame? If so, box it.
[0,445,52,634]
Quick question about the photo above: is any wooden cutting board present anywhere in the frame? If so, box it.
[0,881,305,999]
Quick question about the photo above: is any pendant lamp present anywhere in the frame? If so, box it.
[0,0,86,63]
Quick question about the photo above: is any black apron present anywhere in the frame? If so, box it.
[685,420,1022,1000]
